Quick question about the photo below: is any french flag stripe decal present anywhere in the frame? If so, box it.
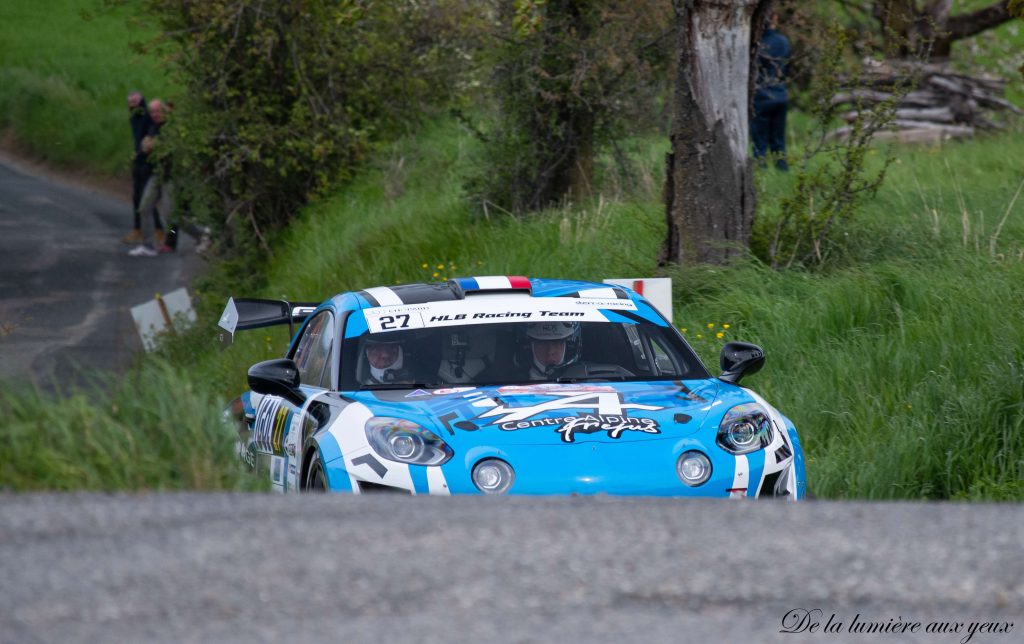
[456,277,480,291]
[474,276,512,289]
[457,276,531,292]
[507,276,531,290]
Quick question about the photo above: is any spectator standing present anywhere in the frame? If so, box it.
[122,92,164,244]
[751,13,791,171]
[128,99,171,257]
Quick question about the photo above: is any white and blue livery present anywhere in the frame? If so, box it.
[221,276,806,498]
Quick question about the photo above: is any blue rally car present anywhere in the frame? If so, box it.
[220,276,806,498]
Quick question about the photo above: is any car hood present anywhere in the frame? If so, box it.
[344,380,725,446]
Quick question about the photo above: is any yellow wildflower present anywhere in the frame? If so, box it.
[432,272,439,278]
[706,323,714,329]
[716,332,724,339]
[723,324,731,330]
[421,263,428,269]
[437,264,444,269]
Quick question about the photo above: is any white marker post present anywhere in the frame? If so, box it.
[130,287,196,352]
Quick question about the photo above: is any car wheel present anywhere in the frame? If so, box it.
[305,450,327,492]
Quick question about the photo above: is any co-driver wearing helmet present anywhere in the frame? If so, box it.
[526,321,582,380]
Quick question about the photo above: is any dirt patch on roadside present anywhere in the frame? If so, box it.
[0,129,131,203]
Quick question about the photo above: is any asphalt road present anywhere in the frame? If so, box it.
[0,154,202,390]
[0,494,1020,643]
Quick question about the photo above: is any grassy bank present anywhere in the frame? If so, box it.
[0,1,171,174]
[0,361,258,491]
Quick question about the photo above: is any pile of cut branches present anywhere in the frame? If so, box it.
[831,59,1021,143]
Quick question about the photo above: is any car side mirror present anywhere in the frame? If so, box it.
[248,358,306,406]
[719,342,765,384]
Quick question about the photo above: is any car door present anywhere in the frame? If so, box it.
[250,309,336,492]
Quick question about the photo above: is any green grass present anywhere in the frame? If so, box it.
[0,360,262,491]
[676,256,1024,500]
[0,0,171,174]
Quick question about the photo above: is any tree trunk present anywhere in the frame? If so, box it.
[877,0,919,56]
[663,0,766,266]
[563,109,594,203]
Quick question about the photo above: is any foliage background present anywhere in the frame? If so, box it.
[463,0,672,214]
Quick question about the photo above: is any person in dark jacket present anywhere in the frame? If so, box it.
[129,100,171,257]
[122,91,163,244]
[752,13,791,171]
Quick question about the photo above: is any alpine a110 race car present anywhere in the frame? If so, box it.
[220,276,806,498]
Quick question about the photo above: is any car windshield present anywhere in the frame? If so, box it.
[339,320,708,390]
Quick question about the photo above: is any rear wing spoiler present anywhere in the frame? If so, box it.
[217,297,320,346]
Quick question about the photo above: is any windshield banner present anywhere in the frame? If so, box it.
[364,297,636,334]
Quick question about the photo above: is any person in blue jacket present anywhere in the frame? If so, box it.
[752,13,791,171]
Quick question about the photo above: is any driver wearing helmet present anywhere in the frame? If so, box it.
[363,337,410,384]
[526,321,582,380]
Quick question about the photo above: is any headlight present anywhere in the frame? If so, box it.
[717,403,774,454]
[676,451,712,486]
[365,417,453,466]
[472,459,515,494]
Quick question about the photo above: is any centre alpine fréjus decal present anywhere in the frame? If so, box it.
[475,390,664,443]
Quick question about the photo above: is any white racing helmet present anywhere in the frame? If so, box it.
[365,336,404,381]
[526,321,581,375]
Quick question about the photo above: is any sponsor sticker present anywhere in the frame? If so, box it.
[253,396,291,455]
[271,456,283,483]
[571,297,637,310]
[496,414,661,443]
[476,391,664,443]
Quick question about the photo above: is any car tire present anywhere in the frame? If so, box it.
[304,449,327,492]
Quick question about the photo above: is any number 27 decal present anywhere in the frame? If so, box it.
[379,314,410,330]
